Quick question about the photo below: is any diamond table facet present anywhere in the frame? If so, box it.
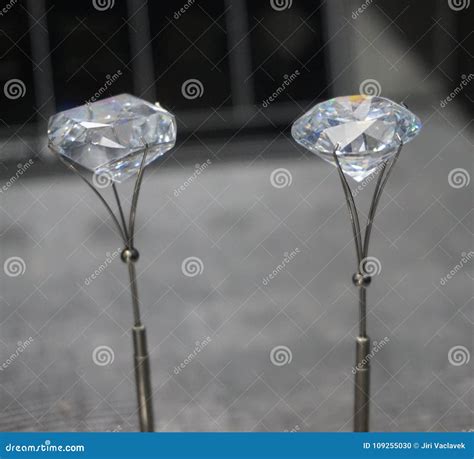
[291,95,422,181]
[48,94,177,183]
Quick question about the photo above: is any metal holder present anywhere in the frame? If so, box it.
[332,138,403,432]
[53,145,155,432]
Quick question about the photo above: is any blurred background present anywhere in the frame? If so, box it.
[0,0,472,432]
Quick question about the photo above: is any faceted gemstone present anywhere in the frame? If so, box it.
[48,94,176,182]
[291,95,422,181]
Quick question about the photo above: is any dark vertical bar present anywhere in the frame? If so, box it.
[126,0,156,101]
[26,0,56,123]
[224,0,254,118]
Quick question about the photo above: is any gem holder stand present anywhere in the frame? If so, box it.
[332,138,403,432]
[51,145,155,432]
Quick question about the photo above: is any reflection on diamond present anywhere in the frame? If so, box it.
[291,95,422,182]
[48,94,177,183]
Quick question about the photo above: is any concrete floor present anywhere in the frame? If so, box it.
[0,105,472,432]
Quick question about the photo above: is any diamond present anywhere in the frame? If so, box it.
[48,94,177,183]
[291,95,422,182]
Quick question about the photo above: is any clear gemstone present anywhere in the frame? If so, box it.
[291,95,422,181]
[48,94,176,182]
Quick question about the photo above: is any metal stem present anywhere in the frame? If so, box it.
[332,147,363,265]
[53,147,155,432]
[332,142,403,432]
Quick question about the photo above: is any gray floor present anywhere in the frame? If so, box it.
[0,105,472,432]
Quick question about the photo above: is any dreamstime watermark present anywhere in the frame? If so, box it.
[270,168,292,188]
[92,0,115,11]
[359,256,382,277]
[352,163,385,198]
[173,0,196,19]
[270,345,293,366]
[440,73,473,107]
[92,345,115,366]
[270,0,292,11]
[0,159,34,193]
[359,78,382,96]
[172,336,212,375]
[92,170,114,189]
[84,248,121,286]
[352,0,375,19]
[0,337,34,371]
[352,337,390,374]
[0,0,18,16]
[5,440,84,453]
[447,0,470,11]
[448,345,470,366]
[181,256,204,277]
[3,78,26,99]
[448,168,470,188]
[173,160,212,197]
[3,256,26,277]
[284,425,301,433]
[85,69,122,104]
[440,251,474,285]
[262,70,300,107]
[181,78,204,99]
[262,248,300,286]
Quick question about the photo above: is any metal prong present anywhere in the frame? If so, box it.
[332,144,363,265]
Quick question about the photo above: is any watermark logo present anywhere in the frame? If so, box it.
[172,336,212,375]
[84,248,121,286]
[440,73,473,107]
[4,256,26,277]
[0,159,35,193]
[448,168,470,188]
[0,0,19,17]
[181,256,204,277]
[440,251,473,285]
[92,345,115,366]
[85,69,122,104]
[448,0,470,11]
[270,345,293,366]
[352,337,390,374]
[92,171,114,189]
[270,0,292,11]
[262,70,300,107]
[359,256,382,277]
[270,168,292,188]
[359,78,382,96]
[262,248,300,286]
[448,345,470,366]
[3,78,26,99]
[352,0,375,19]
[92,0,115,11]
[173,160,212,197]
[173,0,196,19]
[181,79,204,100]
[0,337,34,371]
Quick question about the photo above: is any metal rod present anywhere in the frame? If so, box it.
[332,147,363,265]
[129,147,149,248]
[54,147,155,432]
[332,142,404,432]
[132,325,154,432]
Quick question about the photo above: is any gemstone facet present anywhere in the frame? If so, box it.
[48,94,176,182]
[291,95,422,182]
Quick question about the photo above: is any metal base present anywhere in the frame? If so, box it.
[133,325,154,432]
[354,335,370,432]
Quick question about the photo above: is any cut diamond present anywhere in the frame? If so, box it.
[48,94,176,182]
[291,95,422,181]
